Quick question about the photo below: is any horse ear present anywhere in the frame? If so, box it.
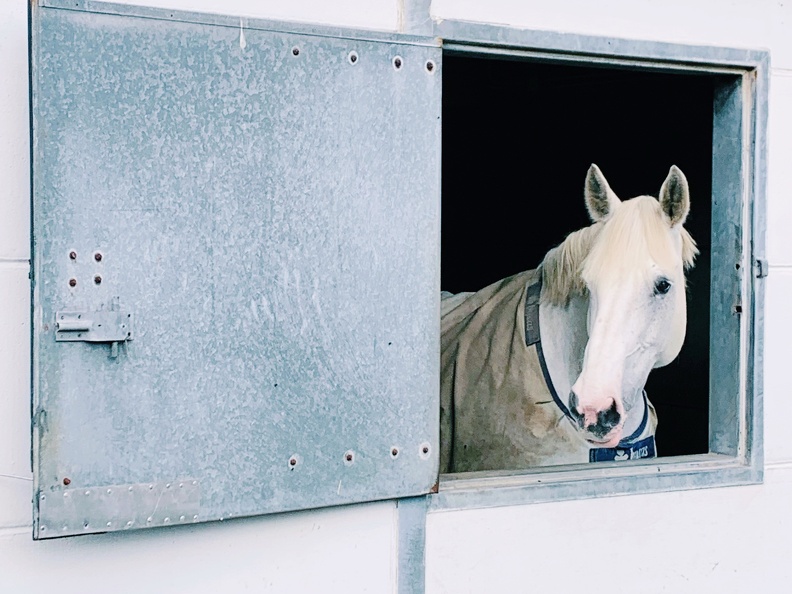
[584,164,620,223]
[659,165,690,226]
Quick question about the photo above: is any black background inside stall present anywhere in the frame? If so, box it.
[441,53,714,457]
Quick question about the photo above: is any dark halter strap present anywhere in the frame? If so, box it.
[523,273,649,447]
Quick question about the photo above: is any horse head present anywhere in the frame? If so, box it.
[566,164,698,447]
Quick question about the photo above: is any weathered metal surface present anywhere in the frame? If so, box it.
[31,1,441,538]
[435,19,768,69]
[709,75,745,458]
[748,54,769,476]
[432,454,759,511]
[38,479,201,538]
[400,0,433,36]
[396,496,429,594]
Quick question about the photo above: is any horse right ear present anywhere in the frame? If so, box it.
[659,165,690,227]
[584,164,620,223]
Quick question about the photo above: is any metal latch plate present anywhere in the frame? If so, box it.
[55,310,134,342]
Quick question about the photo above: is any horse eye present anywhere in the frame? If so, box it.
[654,278,672,295]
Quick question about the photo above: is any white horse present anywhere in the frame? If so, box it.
[440,164,698,473]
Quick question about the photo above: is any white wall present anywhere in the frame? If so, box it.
[427,1,792,592]
[3,1,792,593]
[427,467,792,593]
[1,0,35,531]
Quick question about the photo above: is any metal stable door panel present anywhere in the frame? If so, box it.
[31,0,441,539]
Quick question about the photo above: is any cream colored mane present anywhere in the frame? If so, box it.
[541,196,698,306]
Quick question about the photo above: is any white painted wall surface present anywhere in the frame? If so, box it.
[2,1,792,593]
[1,501,398,593]
[426,466,792,593]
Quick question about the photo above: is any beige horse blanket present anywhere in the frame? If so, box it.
[440,268,657,473]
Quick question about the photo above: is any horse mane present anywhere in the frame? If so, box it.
[540,224,602,306]
[541,196,698,307]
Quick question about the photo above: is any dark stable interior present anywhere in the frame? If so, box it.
[441,53,714,458]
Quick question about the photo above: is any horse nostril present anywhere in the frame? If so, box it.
[598,401,621,430]
[569,391,579,413]
[568,392,584,428]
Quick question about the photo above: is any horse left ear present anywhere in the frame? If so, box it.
[584,164,620,223]
[659,165,690,226]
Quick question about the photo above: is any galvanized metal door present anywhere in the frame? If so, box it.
[31,0,440,539]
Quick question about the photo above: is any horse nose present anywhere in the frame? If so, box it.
[568,392,621,437]
[594,400,621,435]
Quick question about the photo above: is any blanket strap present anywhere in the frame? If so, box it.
[524,274,542,347]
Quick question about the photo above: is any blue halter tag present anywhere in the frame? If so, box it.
[589,435,657,462]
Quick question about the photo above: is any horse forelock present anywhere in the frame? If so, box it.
[541,196,698,306]
[540,224,602,306]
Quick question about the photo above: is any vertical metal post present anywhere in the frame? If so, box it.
[396,3,433,588]
[400,0,433,35]
[396,496,429,594]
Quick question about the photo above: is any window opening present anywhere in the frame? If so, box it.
[441,54,716,467]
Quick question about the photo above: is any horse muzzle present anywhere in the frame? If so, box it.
[568,391,623,445]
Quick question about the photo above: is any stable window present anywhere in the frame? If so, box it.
[442,56,713,459]
[29,0,766,539]
[433,22,766,510]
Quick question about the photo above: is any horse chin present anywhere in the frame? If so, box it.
[585,427,623,448]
